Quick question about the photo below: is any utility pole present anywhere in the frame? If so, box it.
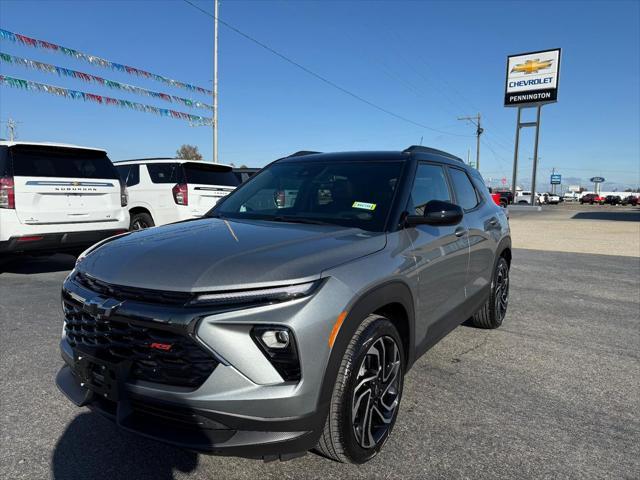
[458,113,482,170]
[2,118,20,141]
[213,0,219,163]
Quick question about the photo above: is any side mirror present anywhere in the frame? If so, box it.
[406,200,464,227]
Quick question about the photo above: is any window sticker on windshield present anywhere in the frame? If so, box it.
[352,201,377,211]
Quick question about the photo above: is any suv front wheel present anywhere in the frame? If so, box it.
[316,314,404,463]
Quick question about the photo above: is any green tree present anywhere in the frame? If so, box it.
[175,144,203,160]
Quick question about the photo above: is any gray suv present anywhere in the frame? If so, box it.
[56,146,511,463]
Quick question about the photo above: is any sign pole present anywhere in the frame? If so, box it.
[531,105,542,206]
[511,107,522,199]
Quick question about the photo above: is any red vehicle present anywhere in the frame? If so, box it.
[580,193,603,205]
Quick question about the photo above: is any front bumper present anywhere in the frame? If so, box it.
[56,365,317,459]
[56,272,354,458]
[0,229,127,254]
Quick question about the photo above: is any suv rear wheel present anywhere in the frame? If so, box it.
[130,212,154,231]
[472,256,510,329]
[316,314,404,463]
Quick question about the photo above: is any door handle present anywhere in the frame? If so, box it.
[454,227,467,237]
[489,218,499,226]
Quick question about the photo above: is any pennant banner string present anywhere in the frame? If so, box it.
[0,28,213,96]
[0,75,214,126]
[0,52,213,111]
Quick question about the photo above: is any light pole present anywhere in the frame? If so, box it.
[213,0,219,163]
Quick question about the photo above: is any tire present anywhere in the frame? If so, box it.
[316,314,404,464]
[471,256,510,329]
[129,212,154,231]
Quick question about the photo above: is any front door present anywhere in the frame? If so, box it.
[407,163,469,353]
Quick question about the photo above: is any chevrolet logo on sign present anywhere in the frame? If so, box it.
[505,48,561,107]
[511,58,553,74]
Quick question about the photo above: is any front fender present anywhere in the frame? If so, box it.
[315,281,415,411]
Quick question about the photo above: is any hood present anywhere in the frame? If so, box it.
[78,218,386,292]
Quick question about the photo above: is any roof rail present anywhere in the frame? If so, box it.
[287,150,321,158]
[403,145,464,163]
[276,150,321,161]
[115,157,176,163]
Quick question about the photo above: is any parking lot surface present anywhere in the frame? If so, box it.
[1,204,639,479]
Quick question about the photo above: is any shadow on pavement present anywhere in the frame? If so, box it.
[52,413,199,480]
[0,253,76,275]
[571,210,640,222]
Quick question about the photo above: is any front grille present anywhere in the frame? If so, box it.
[63,293,218,389]
[74,271,194,306]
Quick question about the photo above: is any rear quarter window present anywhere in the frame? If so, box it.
[9,146,118,179]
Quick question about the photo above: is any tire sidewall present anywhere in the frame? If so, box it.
[338,318,405,464]
[490,257,510,327]
[130,212,154,230]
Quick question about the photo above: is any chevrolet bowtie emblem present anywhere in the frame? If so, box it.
[72,181,80,186]
[511,58,553,74]
[82,296,122,318]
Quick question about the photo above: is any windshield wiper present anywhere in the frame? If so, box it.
[270,216,331,226]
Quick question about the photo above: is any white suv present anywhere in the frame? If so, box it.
[0,141,129,256]
[114,159,239,229]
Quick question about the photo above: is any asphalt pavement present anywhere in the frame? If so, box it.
[1,248,639,479]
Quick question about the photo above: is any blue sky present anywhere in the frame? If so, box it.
[0,0,638,190]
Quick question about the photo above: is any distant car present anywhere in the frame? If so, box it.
[487,187,503,207]
[580,193,602,205]
[232,167,260,184]
[115,158,240,230]
[1,141,129,257]
[540,192,560,205]
[603,195,621,205]
[621,195,639,206]
[497,191,514,207]
[516,191,540,205]
[563,192,578,202]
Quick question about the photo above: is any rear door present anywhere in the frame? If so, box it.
[182,162,240,216]
[448,167,498,305]
[10,145,122,225]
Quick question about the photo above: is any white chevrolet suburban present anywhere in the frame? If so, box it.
[0,141,129,256]
[114,158,239,229]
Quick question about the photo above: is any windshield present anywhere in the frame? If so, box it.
[213,160,403,232]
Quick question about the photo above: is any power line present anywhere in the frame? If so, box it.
[182,0,471,137]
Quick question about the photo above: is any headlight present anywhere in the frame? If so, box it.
[188,280,320,307]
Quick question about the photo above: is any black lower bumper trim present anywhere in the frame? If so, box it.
[0,228,126,254]
[56,365,320,458]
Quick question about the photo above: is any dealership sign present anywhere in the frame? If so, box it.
[590,176,605,183]
[505,48,561,107]
[550,174,561,185]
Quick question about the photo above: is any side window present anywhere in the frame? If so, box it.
[409,163,451,215]
[449,168,480,210]
[147,163,182,183]
[127,164,140,186]
[115,165,130,184]
[0,146,10,176]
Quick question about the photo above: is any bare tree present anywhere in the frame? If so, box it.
[175,144,203,160]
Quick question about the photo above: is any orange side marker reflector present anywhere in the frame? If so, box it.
[329,311,348,348]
